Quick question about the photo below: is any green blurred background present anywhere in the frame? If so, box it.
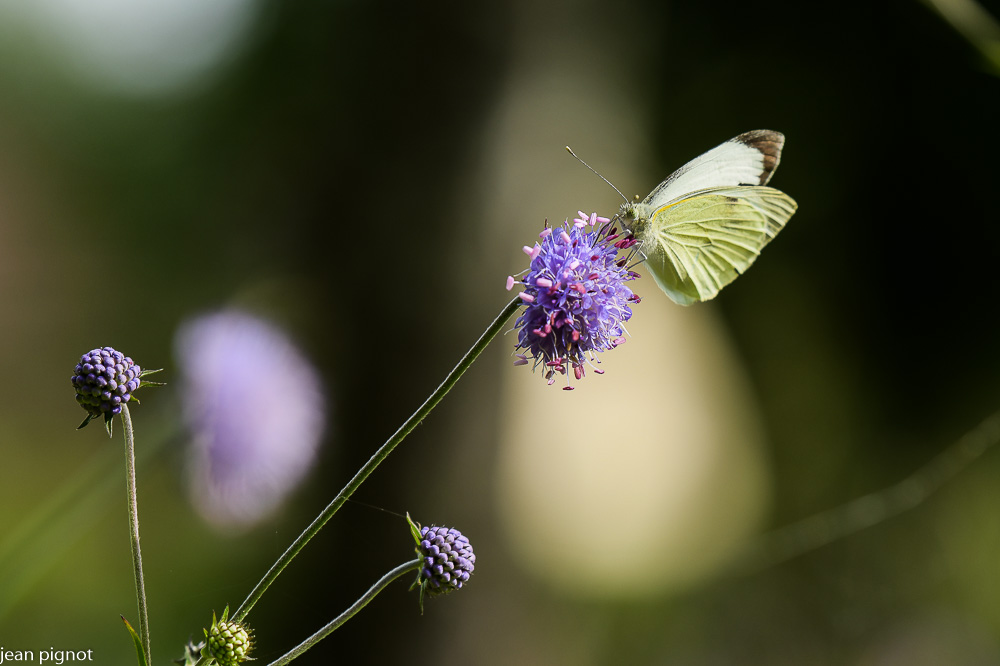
[2,0,1000,664]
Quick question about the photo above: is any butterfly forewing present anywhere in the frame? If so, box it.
[640,186,798,305]
[642,130,786,210]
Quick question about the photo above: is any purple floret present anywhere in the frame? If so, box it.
[417,525,476,596]
[510,211,641,389]
[71,346,141,418]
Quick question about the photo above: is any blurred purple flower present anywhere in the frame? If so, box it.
[175,311,326,530]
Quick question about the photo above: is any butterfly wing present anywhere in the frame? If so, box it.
[642,130,785,210]
[640,186,798,305]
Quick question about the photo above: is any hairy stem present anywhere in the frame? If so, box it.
[122,404,151,661]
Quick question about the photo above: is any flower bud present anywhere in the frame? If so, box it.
[408,514,476,613]
[204,612,254,666]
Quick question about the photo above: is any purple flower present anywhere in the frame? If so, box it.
[507,211,641,389]
[72,346,141,419]
[71,346,154,435]
[411,521,475,610]
[175,311,326,530]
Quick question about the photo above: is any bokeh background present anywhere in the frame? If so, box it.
[2,0,1000,664]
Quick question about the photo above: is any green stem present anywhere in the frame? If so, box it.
[267,560,421,666]
[234,297,522,622]
[122,404,152,661]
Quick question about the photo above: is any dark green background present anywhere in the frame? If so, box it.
[1,0,999,664]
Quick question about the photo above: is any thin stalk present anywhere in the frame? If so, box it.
[234,297,522,622]
[267,560,421,666]
[122,404,151,661]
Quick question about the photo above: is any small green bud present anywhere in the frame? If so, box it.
[204,609,254,666]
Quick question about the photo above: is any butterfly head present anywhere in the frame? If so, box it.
[618,199,651,235]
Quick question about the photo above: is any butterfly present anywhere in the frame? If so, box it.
[616,130,797,305]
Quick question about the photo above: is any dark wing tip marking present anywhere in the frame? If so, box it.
[733,129,785,185]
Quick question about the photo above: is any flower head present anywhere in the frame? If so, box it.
[175,311,326,530]
[508,211,641,388]
[408,515,475,612]
[72,346,154,436]
[204,609,253,666]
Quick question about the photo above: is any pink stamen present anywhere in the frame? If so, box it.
[568,259,580,271]
[560,231,572,244]
[539,227,553,239]
[613,336,626,345]
[513,356,529,366]
[536,277,553,288]
[562,386,575,391]
[518,292,535,303]
[505,275,515,291]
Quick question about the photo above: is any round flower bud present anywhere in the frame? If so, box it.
[416,525,476,597]
[71,346,141,418]
[205,619,254,666]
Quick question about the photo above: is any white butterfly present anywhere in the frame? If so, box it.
[617,130,797,305]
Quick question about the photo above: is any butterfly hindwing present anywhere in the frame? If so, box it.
[640,186,798,305]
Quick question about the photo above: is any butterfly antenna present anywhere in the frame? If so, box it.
[565,146,629,204]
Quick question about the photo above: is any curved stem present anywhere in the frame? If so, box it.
[234,298,522,622]
[267,559,421,666]
[122,404,151,661]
